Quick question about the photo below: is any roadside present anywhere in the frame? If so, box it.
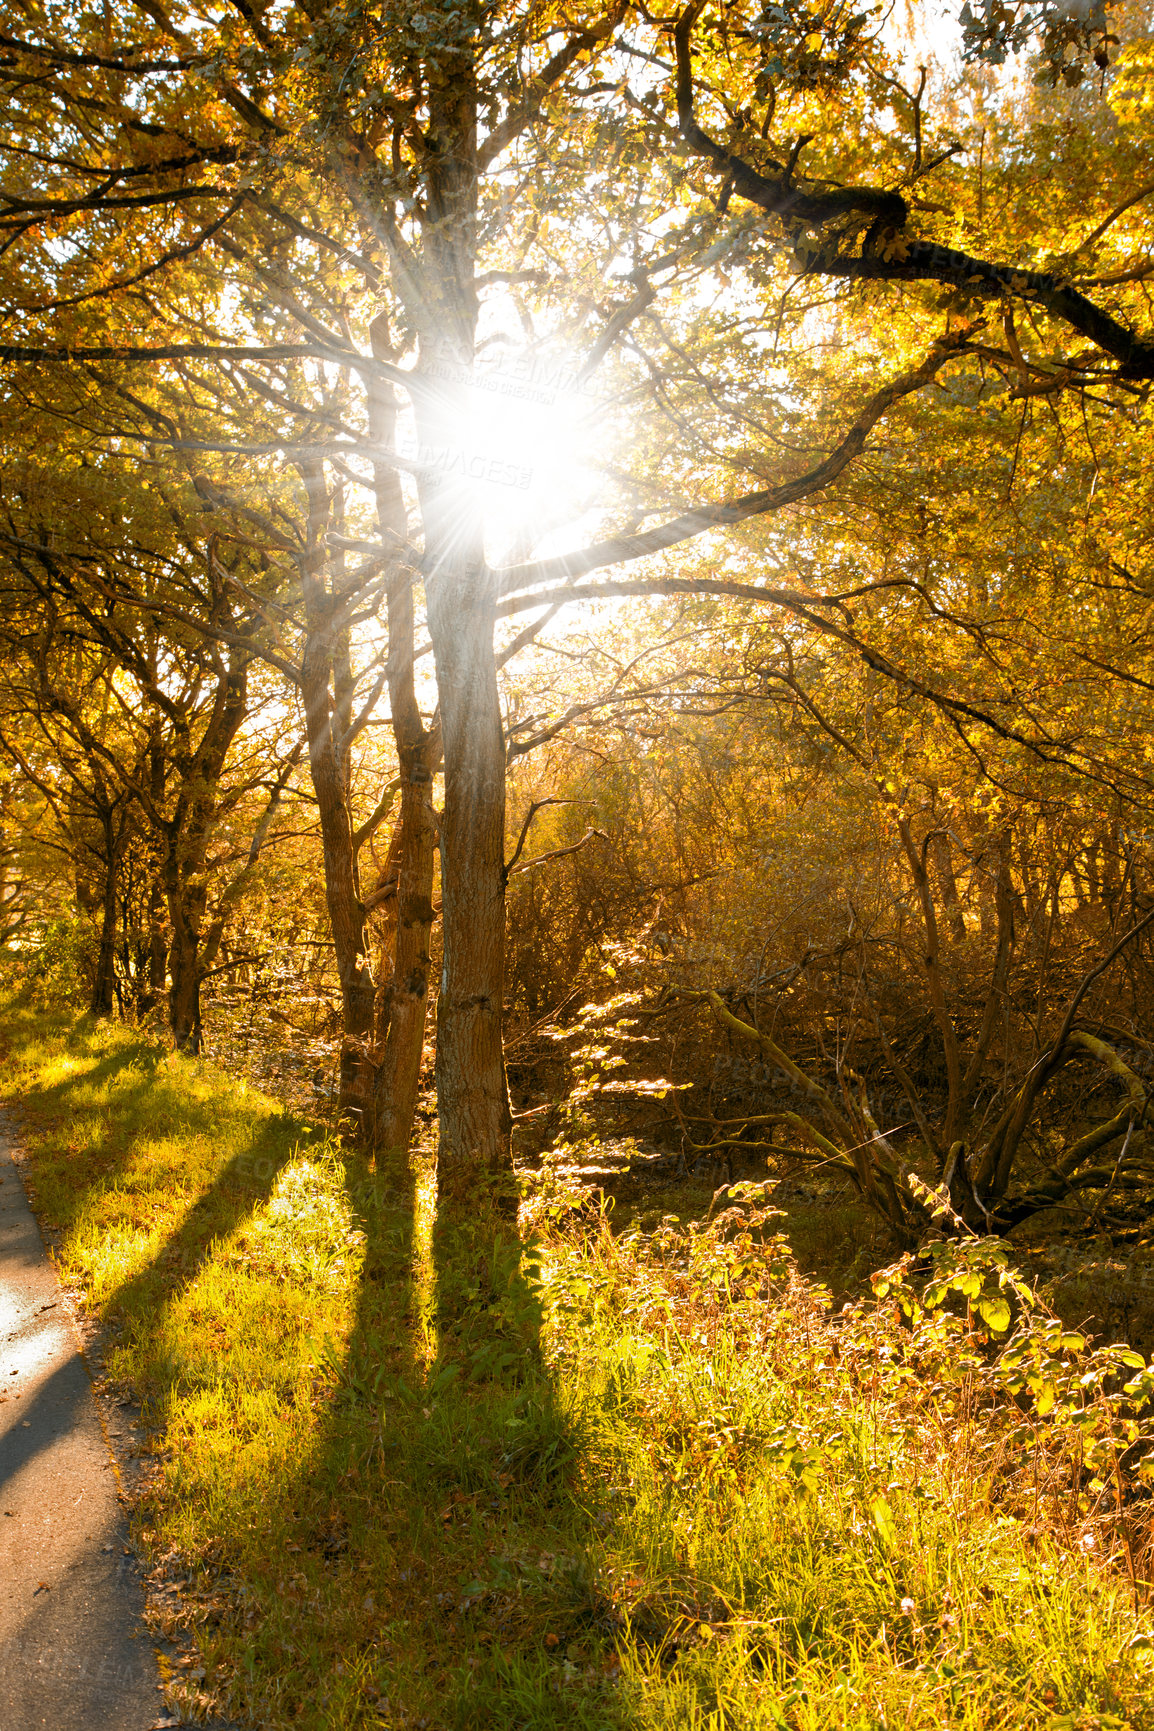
[4,1002,1154,1731]
[0,1106,166,1729]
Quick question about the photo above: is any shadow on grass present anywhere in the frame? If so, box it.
[4,1008,632,1728]
[102,1120,300,1385]
[15,1010,1154,1731]
[2,1003,307,1419]
[3,1008,289,1227]
[255,1164,633,1731]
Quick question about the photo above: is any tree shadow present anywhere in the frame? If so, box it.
[4,1012,286,1231]
[259,1165,632,1730]
[3,1010,309,1435]
[100,1118,299,1375]
[6,1011,632,1726]
[0,1353,100,1496]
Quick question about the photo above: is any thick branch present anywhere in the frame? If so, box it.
[497,337,961,591]
[674,4,904,232]
[673,5,1154,378]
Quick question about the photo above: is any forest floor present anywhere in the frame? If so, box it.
[2,1001,1153,1730]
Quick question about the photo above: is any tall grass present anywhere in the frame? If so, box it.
[2,1003,1151,1729]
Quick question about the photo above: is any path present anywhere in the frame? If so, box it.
[0,1112,166,1729]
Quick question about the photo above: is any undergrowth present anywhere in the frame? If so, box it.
[3,1003,1154,1729]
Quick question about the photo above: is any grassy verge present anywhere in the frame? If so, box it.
[3,1003,1153,1729]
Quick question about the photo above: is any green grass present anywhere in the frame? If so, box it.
[3,1002,1154,1729]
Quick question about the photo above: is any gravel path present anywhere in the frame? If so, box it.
[0,1111,166,1730]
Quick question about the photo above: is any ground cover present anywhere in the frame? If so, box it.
[3,1002,1154,1730]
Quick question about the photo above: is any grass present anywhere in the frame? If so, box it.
[3,1001,1154,1729]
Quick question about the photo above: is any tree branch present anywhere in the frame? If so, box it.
[673,5,1154,378]
[497,337,962,591]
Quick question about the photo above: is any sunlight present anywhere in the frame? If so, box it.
[405,343,600,560]
[8,0,1154,1719]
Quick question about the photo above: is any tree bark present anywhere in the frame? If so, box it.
[426,540,512,1202]
[930,830,967,946]
[897,814,963,1144]
[89,827,118,1018]
[160,641,248,1054]
[297,458,377,1129]
[138,733,168,1014]
[366,315,441,1168]
[145,878,168,1011]
[370,756,439,1162]
[416,357,513,1204]
[410,40,515,1210]
[168,918,203,1052]
[164,820,210,1052]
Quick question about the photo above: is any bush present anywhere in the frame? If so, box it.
[16,916,99,1009]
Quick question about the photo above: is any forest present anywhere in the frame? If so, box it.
[4,0,1154,1724]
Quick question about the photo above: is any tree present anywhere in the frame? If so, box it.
[508,343,1154,1240]
[3,0,1154,1219]
[0,424,303,1042]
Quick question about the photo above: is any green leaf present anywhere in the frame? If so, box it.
[870,1494,896,1547]
[977,1295,1011,1333]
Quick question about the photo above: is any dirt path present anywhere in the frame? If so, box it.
[0,1111,167,1729]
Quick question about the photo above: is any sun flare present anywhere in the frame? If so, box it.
[401,345,600,560]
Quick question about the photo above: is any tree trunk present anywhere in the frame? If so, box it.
[365,313,442,1170]
[168,920,203,1052]
[930,830,967,946]
[302,629,376,1124]
[298,458,377,1131]
[371,754,439,1162]
[425,533,512,1204]
[165,844,207,1052]
[145,879,168,1010]
[139,734,168,1014]
[898,815,963,1145]
[376,38,514,1210]
[160,643,248,1055]
[89,842,118,1018]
